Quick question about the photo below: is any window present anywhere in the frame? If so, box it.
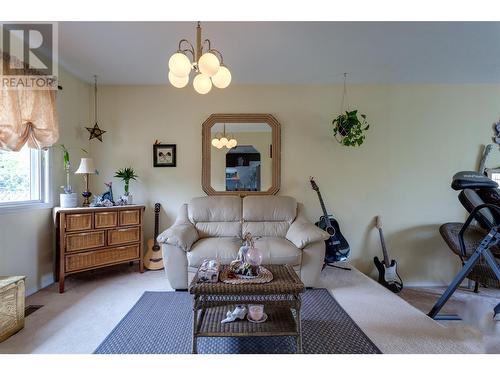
[0,146,49,208]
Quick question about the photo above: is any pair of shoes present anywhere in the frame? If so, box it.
[221,305,247,323]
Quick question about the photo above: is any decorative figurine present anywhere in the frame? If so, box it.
[101,182,114,203]
[228,233,262,277]
[494,121,500,145]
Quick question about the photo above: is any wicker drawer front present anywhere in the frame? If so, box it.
[119,210,140,226]
[65,244,140,272]
[95,211,118,228]
[66,231,105,252]
[66,214,92,231]
[108,227,140,245]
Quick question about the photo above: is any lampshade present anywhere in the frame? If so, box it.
[75,158,96,174]
[168,52,192,77]
[198,52,220,77]
[212,66,232,89]
[227,138,237,148]
[193,73,212,94]
[168,71,189,88]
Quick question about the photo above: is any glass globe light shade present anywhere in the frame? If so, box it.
[219,137,228,146]
[212,66,232,89]
[245,246,263,267]
[193,73,212,94]
[168,52,192,78]
[168,71,189,88]
[211,138,220,147]
[227,138,237,148]
[215,141,224,149]
[198,52,220,77]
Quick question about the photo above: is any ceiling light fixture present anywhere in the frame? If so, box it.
[212,124,237,149]
[168,22,232,94]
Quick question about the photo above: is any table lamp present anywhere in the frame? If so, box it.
[75,158,96,207]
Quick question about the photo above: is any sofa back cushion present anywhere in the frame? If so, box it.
[188,196,242,238]
[242,196,297,237]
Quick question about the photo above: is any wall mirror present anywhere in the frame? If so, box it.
[202,114,281,196]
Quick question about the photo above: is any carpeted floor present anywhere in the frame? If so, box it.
[399,286,500,353]
[94,289,381,354]
[0,263,489,353]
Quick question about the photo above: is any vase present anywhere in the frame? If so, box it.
[60,193,78,208]
[121,193,133,205]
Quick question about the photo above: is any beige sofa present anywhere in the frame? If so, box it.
[158,195,329,289]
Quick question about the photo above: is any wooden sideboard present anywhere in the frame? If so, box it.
[54,205,145,293]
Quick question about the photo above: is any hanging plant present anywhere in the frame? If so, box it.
[332,73,370,147]
[332,110,369,147]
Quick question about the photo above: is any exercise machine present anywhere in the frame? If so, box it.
[428,171,500,320]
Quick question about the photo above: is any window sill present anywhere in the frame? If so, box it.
[0,202,53,215]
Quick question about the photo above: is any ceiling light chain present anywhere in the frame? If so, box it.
[168,22,232,94]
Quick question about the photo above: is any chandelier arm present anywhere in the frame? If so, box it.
[181,48,195,62]
[178,39,195,61]
[208,49,224,65]
[202,39,212,53]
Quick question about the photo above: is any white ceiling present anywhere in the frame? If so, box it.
[58,22,500,85]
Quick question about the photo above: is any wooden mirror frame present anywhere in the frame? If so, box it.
[202,113,281,196]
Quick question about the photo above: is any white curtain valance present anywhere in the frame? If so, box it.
[0,52,59,151]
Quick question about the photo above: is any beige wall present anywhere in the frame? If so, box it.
[0,68,91,295]
[89,83,500,286]
[211,131,273,191]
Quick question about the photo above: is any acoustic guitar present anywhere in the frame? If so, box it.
[373,215,403,293]
[309,177,351,264]
[144,203,164,270]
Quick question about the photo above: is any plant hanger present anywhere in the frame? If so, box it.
[340,72,349,113]
[332,73,370,147]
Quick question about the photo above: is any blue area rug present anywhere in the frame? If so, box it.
[94,288,380,354]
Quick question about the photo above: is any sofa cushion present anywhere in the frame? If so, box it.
[243,196,297,222]
[254,237,302,266]
[188,196,242,238]
[242,196,297,237]
[187,237,242,267]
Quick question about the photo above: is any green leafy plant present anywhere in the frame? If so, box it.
[60,144,70,171]
[114,167,138,195]
[332,110,370,147]
[59,145,88,193]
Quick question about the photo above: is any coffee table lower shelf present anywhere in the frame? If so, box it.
[192,305,302,353]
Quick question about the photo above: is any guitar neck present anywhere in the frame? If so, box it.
[378,228,391,265]
[154,212,159,241]
[316,190,330,219]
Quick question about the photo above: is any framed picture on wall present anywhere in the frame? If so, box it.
[153,144,176,167]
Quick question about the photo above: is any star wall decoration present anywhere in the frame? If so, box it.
[86,122,106,142]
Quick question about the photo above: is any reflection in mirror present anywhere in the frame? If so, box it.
[210,123,272,192]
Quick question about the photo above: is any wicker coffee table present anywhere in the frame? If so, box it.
[189,264,305,354]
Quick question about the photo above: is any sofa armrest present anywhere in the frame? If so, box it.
[286,221,329,250]
[157,223,199,252]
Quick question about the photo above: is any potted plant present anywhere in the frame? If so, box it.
[332,110,370,147]
[59,145,78,208]
[114,167,138,205]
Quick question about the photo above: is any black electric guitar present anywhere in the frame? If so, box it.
[373,215,403,293]
[309,177,351,263]
[144,203,164,270]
